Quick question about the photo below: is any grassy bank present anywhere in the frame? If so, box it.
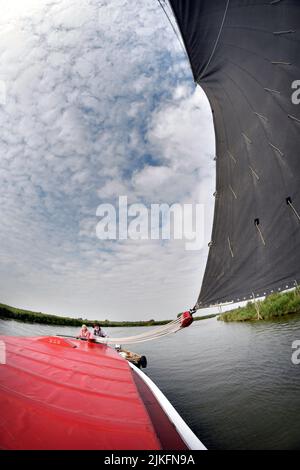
[218,290,300,322]
[194,313,218,321]
[0,303,170,327]
[0,302,216,327]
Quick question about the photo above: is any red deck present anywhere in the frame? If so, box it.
[0,335,163,450]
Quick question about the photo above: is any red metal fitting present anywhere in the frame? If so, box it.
[180,311,194,328]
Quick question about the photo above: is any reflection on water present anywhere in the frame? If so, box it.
[1,315,300,450]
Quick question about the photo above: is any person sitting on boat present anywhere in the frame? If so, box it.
[77,324,93,340]
[93,324,108,338]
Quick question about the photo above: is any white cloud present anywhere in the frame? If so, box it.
[0,0,215,321]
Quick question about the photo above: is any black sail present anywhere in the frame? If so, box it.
[169,0,300,307]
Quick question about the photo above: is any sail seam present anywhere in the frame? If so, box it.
[197,0,230,81]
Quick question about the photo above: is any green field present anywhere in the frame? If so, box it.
[218,289,300,322]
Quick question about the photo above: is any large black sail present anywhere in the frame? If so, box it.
[169,0,300,307]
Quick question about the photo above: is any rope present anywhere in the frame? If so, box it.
[288,114,300,124]
[228,150,237,163]
[94,318,183,345]
[254,112,268,123]
[227,236,234,258]
[287,199,300,221]
[249,165,260,180]
[255,221,266,246]
[229,184,237,199]
[264,87,281,95]
[269,141,284,157]
[57,318,184,345]
[156,0,188,58]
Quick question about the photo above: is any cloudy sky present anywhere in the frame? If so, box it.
[0,0,215,321]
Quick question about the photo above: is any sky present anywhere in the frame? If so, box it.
[0,0,216,321]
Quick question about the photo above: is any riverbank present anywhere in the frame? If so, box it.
[0,302,170,327]
[218,290,300,322]
[0,302,217,327]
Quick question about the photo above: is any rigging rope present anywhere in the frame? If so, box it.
[58,311,194,345]
[94,317,183,345]
[156,0,190,60]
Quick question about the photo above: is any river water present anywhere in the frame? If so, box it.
[1,315,300,450]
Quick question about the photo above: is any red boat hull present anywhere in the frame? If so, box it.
[0,335,195,450]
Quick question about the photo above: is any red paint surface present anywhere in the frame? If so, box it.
[132,369,188,450]
[180,311,193,328]
[0,336,162,450]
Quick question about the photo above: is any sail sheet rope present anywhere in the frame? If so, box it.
[58,312,194,345]
[93,317,183,345]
